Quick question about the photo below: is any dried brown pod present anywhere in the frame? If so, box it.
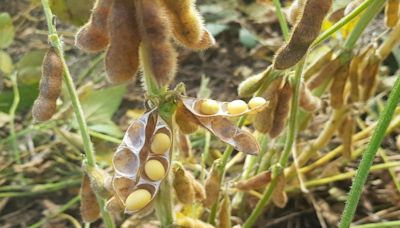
[330,63,350,109]
[32,48,62,122]
[80,174,100,223]
[348,51,366,102]
[272,173,288,208]
[177,132,192,159]
[287,0,305,25]
[299,80,321,112]
[235,170,272,191]
[136,0,177,87]
[203,163,221,208]
[269,80,292,138]
[75,0,113,52]
[303,50,333,80]
[218,193,232,228]
[172,163,196,204]
[338,116,354,160]
[385,0,400,28]
[273,0,333,70]
[360,53,381,101]
[192,178,206,201]
[105,0,140,84]
[162,0,214,50]
[344,0,364,16]
[307,56,342,90]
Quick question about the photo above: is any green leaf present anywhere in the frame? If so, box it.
[16,50,46,84]
[89,121,123,138]
[239,28,259,48]
[80,85,127,123]
[0,13,15,49]
[0,83,39,112]
[206,23,229,37]
[0,51,13,74]
[49,0,94,26]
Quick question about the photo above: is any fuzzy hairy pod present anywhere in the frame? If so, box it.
[303,50,333,80]
[218,193,232,228]
[172,163,195,204]
[272,173,288,208]
[80,175,100,223]
[338,116,354,160]
[238,67,272,97]
[307,56,341,90]
[269,80,292,138]
[203,164,221,208]
[299,80,321,112]
[32,48,62,122]
[385,0,400,28]
[75,0,113,52]
[136,0,177,87]
[330,63,350,109]
[162,0,214,50]
[235,170,272,191]
[273,0,333,70]
[105,0,140,84]
[286,0,305,25]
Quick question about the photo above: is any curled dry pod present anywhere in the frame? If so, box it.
[269,80,292,138]
[136,0,177,87]
[330,63,350,109]
[385,0,400,28]
[175,101,200,134]
[218,193,232,228]
[303,50,333,80]
[80,175,100,223]
[75,0,113,52]
[344,0,364,16]
[172,163,195,204]
[307,56,342,90]
[105,0,140,84]
[235,170,272,191]
[338,116,354,160]
[286,0,305,25]
[273,0,333,70]
[162,0,215,50]
[272,173,288,208]
[360,52,381,101]
[203,163,221,208]
[238,66,272,98]
[299,80,321,112]
[32,48,62,122]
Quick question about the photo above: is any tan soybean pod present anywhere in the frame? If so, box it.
[273,0,333,70]
[75,0,113,52]
[299,80,321,112]
[105,0,140,84]
[203,164,221,208]
[235,170,272,191]
[338,116,354,160]
[32,48,62,122]
[269,80,292,138]
[330,63,350,109]
[136,0,177,87]
[175,101,200,134]
[361,54,381,101]
[172,163,196,204]
[238,66,272,97]
[307,57,342,90]
[385,0,400,28]
[348,51,367,102]
[272,173,288,208]
[303,50,333,80]
[80,175,101,223]
[218,193,232,228]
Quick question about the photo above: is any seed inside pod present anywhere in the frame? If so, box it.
[150,133,171,155]
[125,189,152,211]
[144,159,166,181]
[248,97,267,110]
[199,99,220,115]
[227,100,248,115]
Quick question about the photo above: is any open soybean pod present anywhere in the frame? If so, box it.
[32,47,62,122]
[273,0,333,70]
[161,0,215,50]
[235,170,272,191]
[80,174,101,223]
[75,0,113,53]
[175,101,201,134]
[172,162,202,204]
[385,0,400,28]
[105,0,140,84]
[330,63,350,109]
[135,0,177,87]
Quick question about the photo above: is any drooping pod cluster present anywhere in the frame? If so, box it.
[32,48,63,122]
[76,0,215,87]
[105,109,172,214]
[175,96,269,155]
[385,0,400,28]
[273,0,333,70]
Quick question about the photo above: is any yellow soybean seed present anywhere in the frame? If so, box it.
[151,133,171,154]
[125,189,152,211]
[227,100,248,114]
[199,99,220,115]
[144,160,166,181]
[248,97,267,109]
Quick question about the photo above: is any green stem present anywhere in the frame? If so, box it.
[9,72,21,164]
[352,220,400,228]
[243,59,305,228]
[272,0,290,41]
[155,176,174,227]
[339,75,400,228]
[40,1,114,227]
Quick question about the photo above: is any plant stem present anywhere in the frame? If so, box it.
[40,1,114,227]
[155,176,174,227]
[352,220,400,228]
[9,72,21,164]
[272,0,290,41]
[243,59,306,228]
[339,74,400,228]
